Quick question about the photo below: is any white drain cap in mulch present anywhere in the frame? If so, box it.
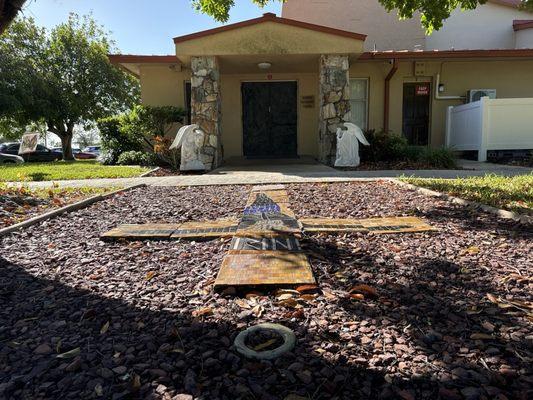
[234,323,296,360]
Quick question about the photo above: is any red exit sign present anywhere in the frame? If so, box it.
[416,84,430,96]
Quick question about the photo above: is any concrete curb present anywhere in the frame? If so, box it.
[0,184,146,237]
[392,179,532,224]
[139,167,159,177]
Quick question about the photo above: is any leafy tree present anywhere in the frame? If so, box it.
[0,14,139,160]
[193,0,533,32]
[74,126,100,149]
[97,105,185,168]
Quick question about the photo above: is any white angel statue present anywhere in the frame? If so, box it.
[169,124,206,171]
[334,122,370,167]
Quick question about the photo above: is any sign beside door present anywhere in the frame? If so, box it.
[415,84,430,96]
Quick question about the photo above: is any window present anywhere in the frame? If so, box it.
[349,78,369,129]
[185,81,191,124]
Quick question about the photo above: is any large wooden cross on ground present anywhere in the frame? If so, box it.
[102,185,435,290]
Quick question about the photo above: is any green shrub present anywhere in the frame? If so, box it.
[97,115,145,164]
[361,129,409,162]
[97,105,186,167]
[420,148,457,169]
[117,151,157,166]
[360,129,457,168]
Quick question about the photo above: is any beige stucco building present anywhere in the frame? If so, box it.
[282,0,533,51]
[110,6,533,169]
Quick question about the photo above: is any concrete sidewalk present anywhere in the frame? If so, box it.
[5,160,531,189]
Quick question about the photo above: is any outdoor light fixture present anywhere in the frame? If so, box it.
[258,62,272,70]
[438,83,445,93]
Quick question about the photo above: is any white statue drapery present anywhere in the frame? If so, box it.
[334,122,370,167]
[169,124,206,171]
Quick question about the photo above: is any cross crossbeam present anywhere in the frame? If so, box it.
[101,185,436,288]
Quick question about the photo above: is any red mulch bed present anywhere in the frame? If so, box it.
[0,182,531,399]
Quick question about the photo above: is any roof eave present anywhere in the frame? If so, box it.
[358,49,533,60]
[173,13,367,44]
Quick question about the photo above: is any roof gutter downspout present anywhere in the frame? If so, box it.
[384,59,398,132]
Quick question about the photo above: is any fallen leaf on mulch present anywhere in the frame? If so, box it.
[300,294,317,301]
[501,274,530,284]
[192,307,213,317]
[470,332,494,340]
[349,284,378,298]
[462,246,480,255]
[251,304,264,318]
[132,374,141,391]
[296,284,319,294]
[94,383,103,396]
[284,309,305,319]
[276,293,294,301]
[253,338,278,351]
[145,271,156,281]
[100,321,110,334]
[277,298,299,308]
[56,347,81,359]
[486,293,533,321]
[235,299,251,309]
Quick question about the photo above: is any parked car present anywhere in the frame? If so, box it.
[75,151,97,159]
[51,147,95,159]
[52,147,81,154]
[83,145,101,156]
[0,142,62,162]
[0,153,25,164]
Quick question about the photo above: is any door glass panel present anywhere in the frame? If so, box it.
[349,79,368,129]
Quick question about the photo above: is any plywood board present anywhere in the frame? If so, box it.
[214,251,315,287]
[101,224,181,240]
[300,216,435,234]
[171,219,238,238]
[299,218,367,232]
[360,216,436,234]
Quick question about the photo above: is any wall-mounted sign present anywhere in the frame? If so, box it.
[416,84,430,96]
[18,132,39,154]
[301,95,315,108]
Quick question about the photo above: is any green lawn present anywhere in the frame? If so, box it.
[402,174,533,214]
[0,160,151,182]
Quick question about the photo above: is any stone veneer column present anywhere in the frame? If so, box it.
[191,56,222,170]
[318,55,351,166]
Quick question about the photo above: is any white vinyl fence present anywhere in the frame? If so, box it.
[445,97,533,161]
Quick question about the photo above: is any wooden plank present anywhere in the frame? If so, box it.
[214,251,315,287]
[361,216,436,234]
[101,224,181,240]
[300,216,435,234]
[171,218,238,238]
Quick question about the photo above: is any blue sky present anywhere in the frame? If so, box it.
[22,0,283,55]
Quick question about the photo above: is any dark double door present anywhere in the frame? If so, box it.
[402,83,430,146]
[242,82,298,158]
